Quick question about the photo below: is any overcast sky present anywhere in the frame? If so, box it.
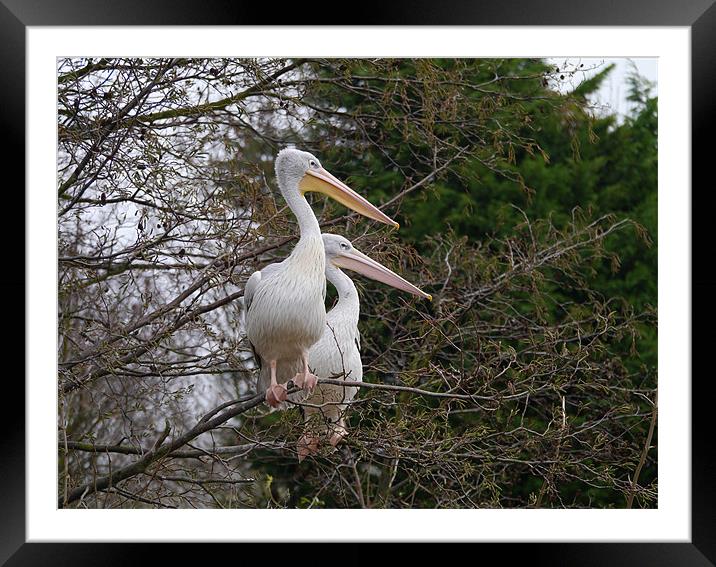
[547,57,658,120]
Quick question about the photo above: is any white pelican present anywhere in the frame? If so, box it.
[295,234,431,461]
[245,149,398,408]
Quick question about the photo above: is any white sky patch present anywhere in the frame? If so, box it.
[547,57,658,121]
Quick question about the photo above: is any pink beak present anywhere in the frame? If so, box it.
[333,248,431,300]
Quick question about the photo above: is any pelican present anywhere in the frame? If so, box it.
[294,234,431,461]
[245,149,398,408]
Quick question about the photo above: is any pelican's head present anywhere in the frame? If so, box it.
[322,233,431,300]
[274,148,399,228]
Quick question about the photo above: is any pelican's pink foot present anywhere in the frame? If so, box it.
[293,371,319,392]
[297,433,320,463]
[265,383,288,408]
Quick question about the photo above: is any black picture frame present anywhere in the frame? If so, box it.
[4,1,712,564]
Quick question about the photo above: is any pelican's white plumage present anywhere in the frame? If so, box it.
[245,149,398,407]
[246,236,326,366]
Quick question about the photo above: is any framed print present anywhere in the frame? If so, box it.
[5,0,713,564]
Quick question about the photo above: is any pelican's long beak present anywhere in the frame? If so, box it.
[333,248,432,300]
[299,167,399,228]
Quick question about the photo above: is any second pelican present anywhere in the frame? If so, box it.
[294,234,431,461]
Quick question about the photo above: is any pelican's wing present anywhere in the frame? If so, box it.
[244,270,262,313]
[244,263,281,376]
[244,262,282,312]
[242,269,263,376]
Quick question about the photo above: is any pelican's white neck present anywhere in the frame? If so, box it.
[326,265,360,320]
[279,174,321,239]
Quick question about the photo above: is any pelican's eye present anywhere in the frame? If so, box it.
[340,242,349,250]
[309,159,318,169]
